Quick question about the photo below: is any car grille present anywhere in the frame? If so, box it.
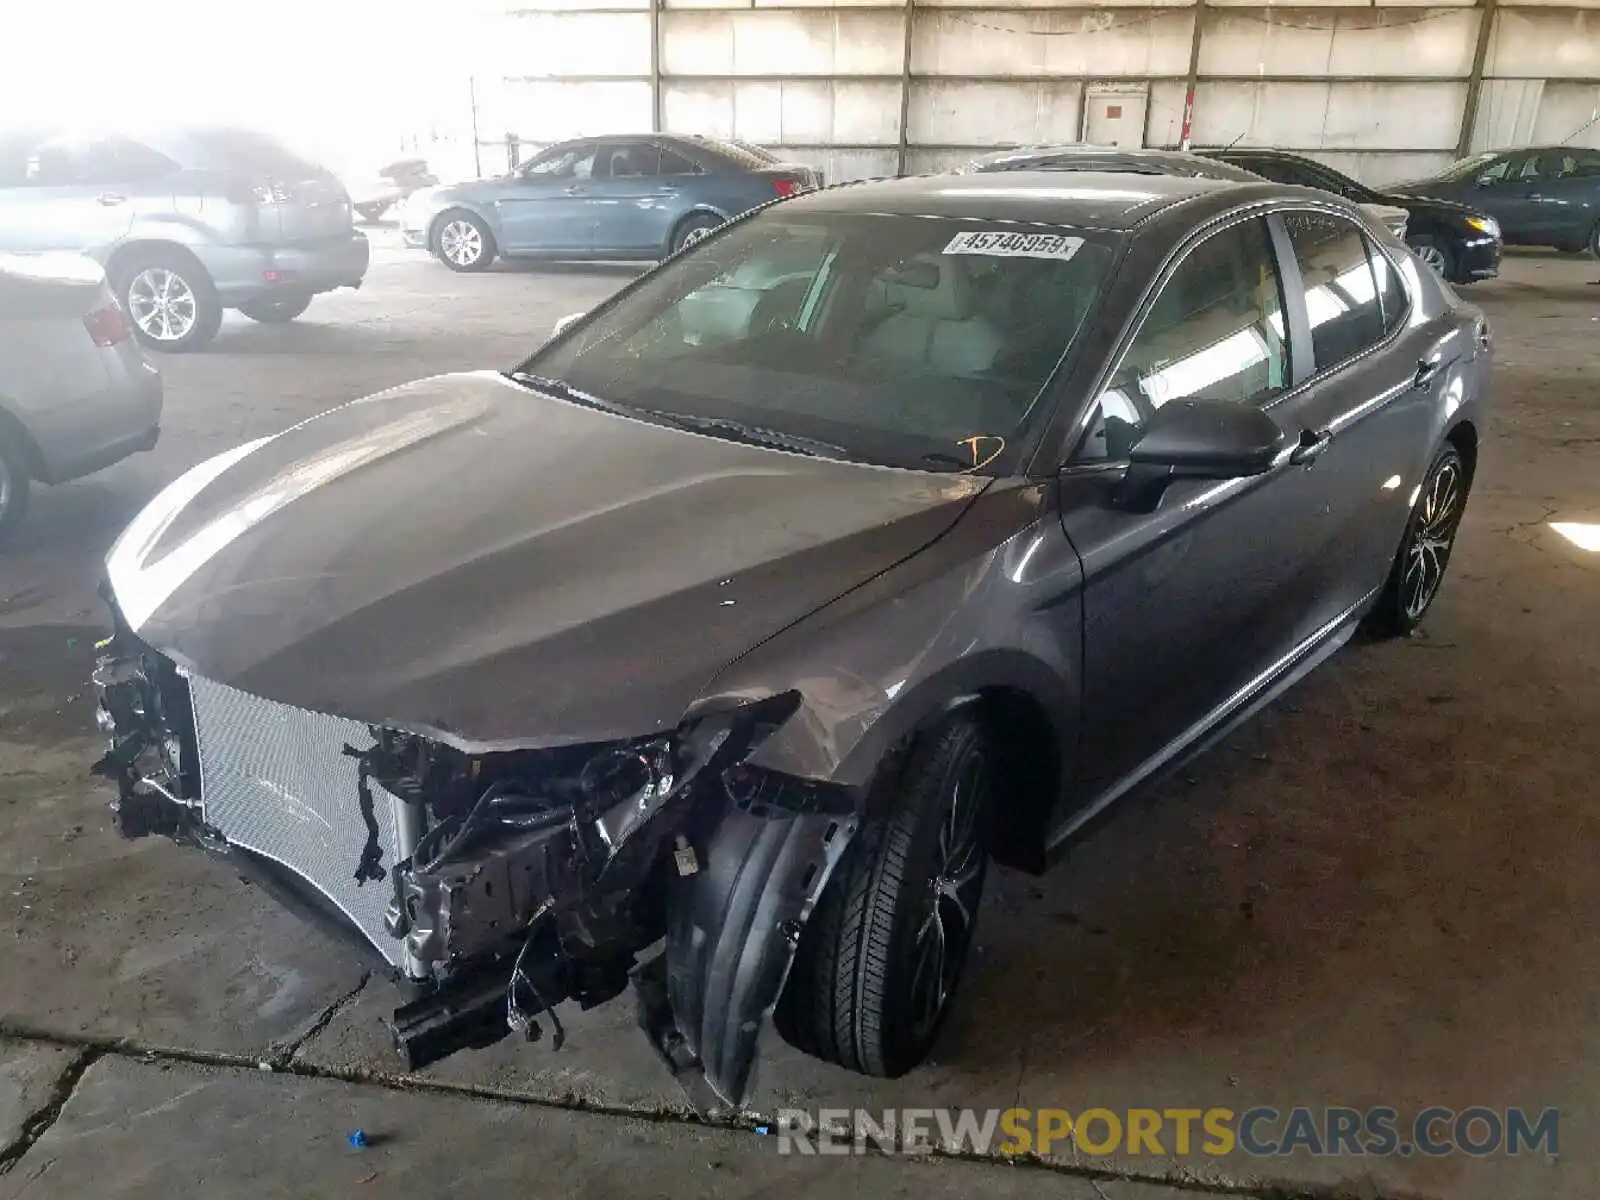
[188,673,410,969]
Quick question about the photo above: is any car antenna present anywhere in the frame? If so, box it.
[1225,131,1247,149]
[1560,113,1600,145]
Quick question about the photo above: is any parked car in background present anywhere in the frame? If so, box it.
[1392,146,1600,257]
[0,253,161,536]
[94,171,1488,1116]
[964,144,1412,241]
[401,134,823,270]
[0,125,369,351]
[1204,148,1501,283]
[344,156,440,224]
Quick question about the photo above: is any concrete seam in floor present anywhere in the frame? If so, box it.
[0,1045,102,1177]
[269,969,372,1068]
[0,1021,1433,1200]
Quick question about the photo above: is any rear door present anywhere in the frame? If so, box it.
[1057,213,1330,802]
[1263,208,1441,645]
[496,141,601,253]
[588,140,700,255]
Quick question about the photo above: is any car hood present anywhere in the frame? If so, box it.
[105,371,986,750]
[1378,189,1485,219]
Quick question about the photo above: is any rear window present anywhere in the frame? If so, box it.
[523,211,1119,474]
[702,139,779,170]
[181,128,326,177]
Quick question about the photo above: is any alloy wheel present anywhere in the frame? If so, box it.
[1414,243,1449,279]
[681,224,714,247]
[907,753,987,1038]
[1403,458,1462,619]
[126,268,198,343]
[440,219,484,267]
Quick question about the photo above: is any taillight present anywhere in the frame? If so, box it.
[772,177,803,198]
[84,301,131,348]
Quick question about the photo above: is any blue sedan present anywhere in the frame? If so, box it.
[402,135,822,270]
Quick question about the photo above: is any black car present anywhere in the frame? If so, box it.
[1205,148,1503,284]
[966,144,1413,242]
[1392,145,1600,258]
[92,172,1491,1118]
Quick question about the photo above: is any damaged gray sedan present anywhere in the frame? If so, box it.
[91,171,1490,1113]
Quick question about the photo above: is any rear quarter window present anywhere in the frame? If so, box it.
[179,129,327,176]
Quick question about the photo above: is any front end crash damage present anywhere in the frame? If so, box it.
[91,615,859,1114]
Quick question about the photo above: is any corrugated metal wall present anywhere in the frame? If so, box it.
[463,0,1600,185]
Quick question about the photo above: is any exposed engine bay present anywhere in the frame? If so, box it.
[90,597,858,1113]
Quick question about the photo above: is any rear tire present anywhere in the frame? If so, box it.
[1365,442,1468,638]
[669,213,723,255]
[111,250,222,352]
[432,210,496,272]
[238,295,313,323]
[775,716,994,1078]
[0,426,30,542]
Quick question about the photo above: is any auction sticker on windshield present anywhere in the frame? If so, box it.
[943,231,1083,260]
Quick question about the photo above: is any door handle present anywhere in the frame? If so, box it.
[97,192,126,206]
[1289,428,1333,466]
[1413,357,1442,391]
[564,185,585,196]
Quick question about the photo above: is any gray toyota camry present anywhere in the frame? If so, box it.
[92,172,1491,1114]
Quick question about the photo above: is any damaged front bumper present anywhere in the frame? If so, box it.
[91,612,857,1114]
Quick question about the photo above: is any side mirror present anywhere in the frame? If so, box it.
[1474,174,1495,188]
[551,311,585,338]
[1117,399,1285,511]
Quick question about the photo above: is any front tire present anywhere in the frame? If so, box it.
[0,426,30,542]
[238,295,312,323]
[355,201,391,223]
[113,251,222,351]
[776,716,994,1078]
[1365,442,1468,638]
[1407,234,1454,281]
[433,210,496,272]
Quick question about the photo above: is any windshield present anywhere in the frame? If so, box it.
[1429,153,1498,183]
[519,212,1119,473]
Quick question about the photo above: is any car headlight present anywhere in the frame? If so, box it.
[1466,216,1500,239]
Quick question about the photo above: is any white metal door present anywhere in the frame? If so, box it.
[1083,88,1149,149]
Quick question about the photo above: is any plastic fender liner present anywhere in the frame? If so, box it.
[657,788,858,1113]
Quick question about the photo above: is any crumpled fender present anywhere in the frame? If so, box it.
[644,789,858,1114]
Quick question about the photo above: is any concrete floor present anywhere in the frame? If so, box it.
[1,235,1596,1199]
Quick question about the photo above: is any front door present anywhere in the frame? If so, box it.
[1058,213,1326,804]
[0,135,140,254]
[494,142,600,254]
[1465,151,1545,243]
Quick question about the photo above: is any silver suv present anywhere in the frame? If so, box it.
[0,127,369,351]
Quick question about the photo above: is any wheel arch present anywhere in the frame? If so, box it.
[0,400,46,481]
[428,205,498,253]
[1446,417,1479,486]
[104,240,215,291]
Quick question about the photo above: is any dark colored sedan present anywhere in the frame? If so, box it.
[93,172,1490,1117]
[1205,148,1502,284]
[401,134,822,270]
[965,144,1413,241]
[1393,145,1600,257]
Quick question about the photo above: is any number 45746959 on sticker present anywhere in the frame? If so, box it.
[942,230,1085,260]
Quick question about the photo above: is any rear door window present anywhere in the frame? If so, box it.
[1282,211,1386,371]
[656,144,703,176]
[598,142,661,179]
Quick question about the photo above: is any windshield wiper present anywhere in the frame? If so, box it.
[507,371,643,418]
[643,411,847,460]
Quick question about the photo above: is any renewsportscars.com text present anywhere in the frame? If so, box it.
[771,1106,1559,1159]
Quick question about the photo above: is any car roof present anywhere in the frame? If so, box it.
[782,170,1275,231]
